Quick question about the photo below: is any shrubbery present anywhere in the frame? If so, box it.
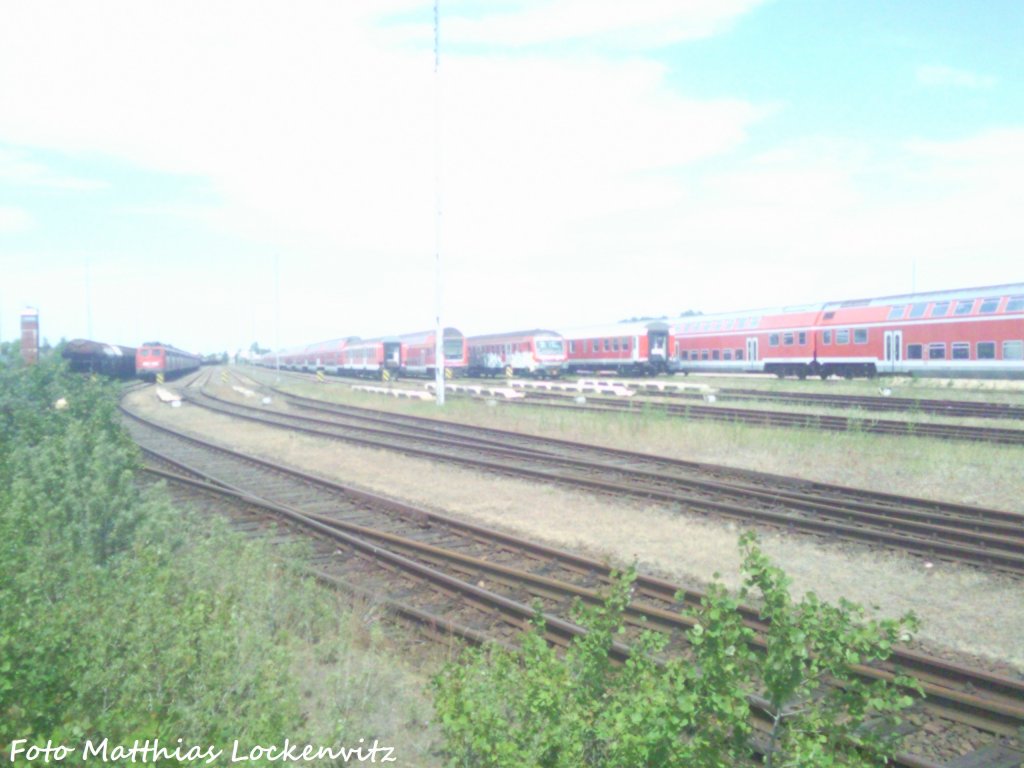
[433,534,921,768]
[0,361,435,761]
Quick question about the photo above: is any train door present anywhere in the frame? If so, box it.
[646,323,670,372]
[883,330,902,373]
[746,337,759,371]
[648,331,667,360]
[383,341,401,369]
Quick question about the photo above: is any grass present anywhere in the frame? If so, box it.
[253,368,1024,513]
[675,371,1024,403]
[132,375,1024,673]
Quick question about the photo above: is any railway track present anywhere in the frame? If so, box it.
[189,376,1024,576]
[513,389,1024,446]
[707,387,1024,421]
[123,394,1024,767]
[564,378,1024,421]
[269,366,1024,422]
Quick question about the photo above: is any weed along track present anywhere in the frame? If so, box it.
[563,379,1024,421]
[121,392,1024,767]
[507,389,1024,446]
[189,374,1024,576]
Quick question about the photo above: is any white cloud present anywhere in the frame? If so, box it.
[0,206,32,233]
[0,2,766,283]
[444,0,768,49]
[1,2,1020,351]
[916,65,995,90]
[0,148,107,190]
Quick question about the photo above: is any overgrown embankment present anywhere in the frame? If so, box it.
[0,361,437,763]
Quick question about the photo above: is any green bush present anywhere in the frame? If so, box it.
[0,361,437,762]
[433,533,920,767]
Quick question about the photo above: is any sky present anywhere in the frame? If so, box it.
[1,1,1022,355]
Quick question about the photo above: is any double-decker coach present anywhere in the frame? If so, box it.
[672,305,821,378]
[467,329,566,378]
[671,283,1024,379]
[399,327,468,377]
[340,336,402,378]
[562,320,671,375]
[301,338,347,374]
[817,284,1024,379]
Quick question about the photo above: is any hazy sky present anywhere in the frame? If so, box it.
[2,1,1022,354]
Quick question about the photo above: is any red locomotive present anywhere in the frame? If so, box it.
[671,283,1024,379]
[135,342,202,380]
[561,320,671,375]
[467,329,566,378]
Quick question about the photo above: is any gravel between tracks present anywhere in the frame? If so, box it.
[124,384,1024,672]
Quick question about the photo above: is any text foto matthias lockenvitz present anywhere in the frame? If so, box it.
[7,738,398,764]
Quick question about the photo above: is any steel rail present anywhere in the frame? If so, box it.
[517,391,1024,445]
[250,377,1024,531]
[185,388,1024,575]
[135,439,1024,759]
[124,406,1024,729]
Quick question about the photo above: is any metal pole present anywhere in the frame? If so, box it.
[85,256,93,339]
[433,0,445,405]
[274,255,281,378]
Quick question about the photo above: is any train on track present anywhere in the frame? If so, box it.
[259,282,1023,382]
[62,339,138,379]
[263,328,468,379]
[670,283,1024,379]
[560,320,672,376]
[467,329,567,377]
[135,342,203,380]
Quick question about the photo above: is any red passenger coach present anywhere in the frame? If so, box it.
[340,336,402,378]
[562,321,671,375]
[671,283,1024,379]
[135,342,202,380]
[467,330,566,377]
[400,327,468,377]
[818,284,1024,379]
[671,305,821,377]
